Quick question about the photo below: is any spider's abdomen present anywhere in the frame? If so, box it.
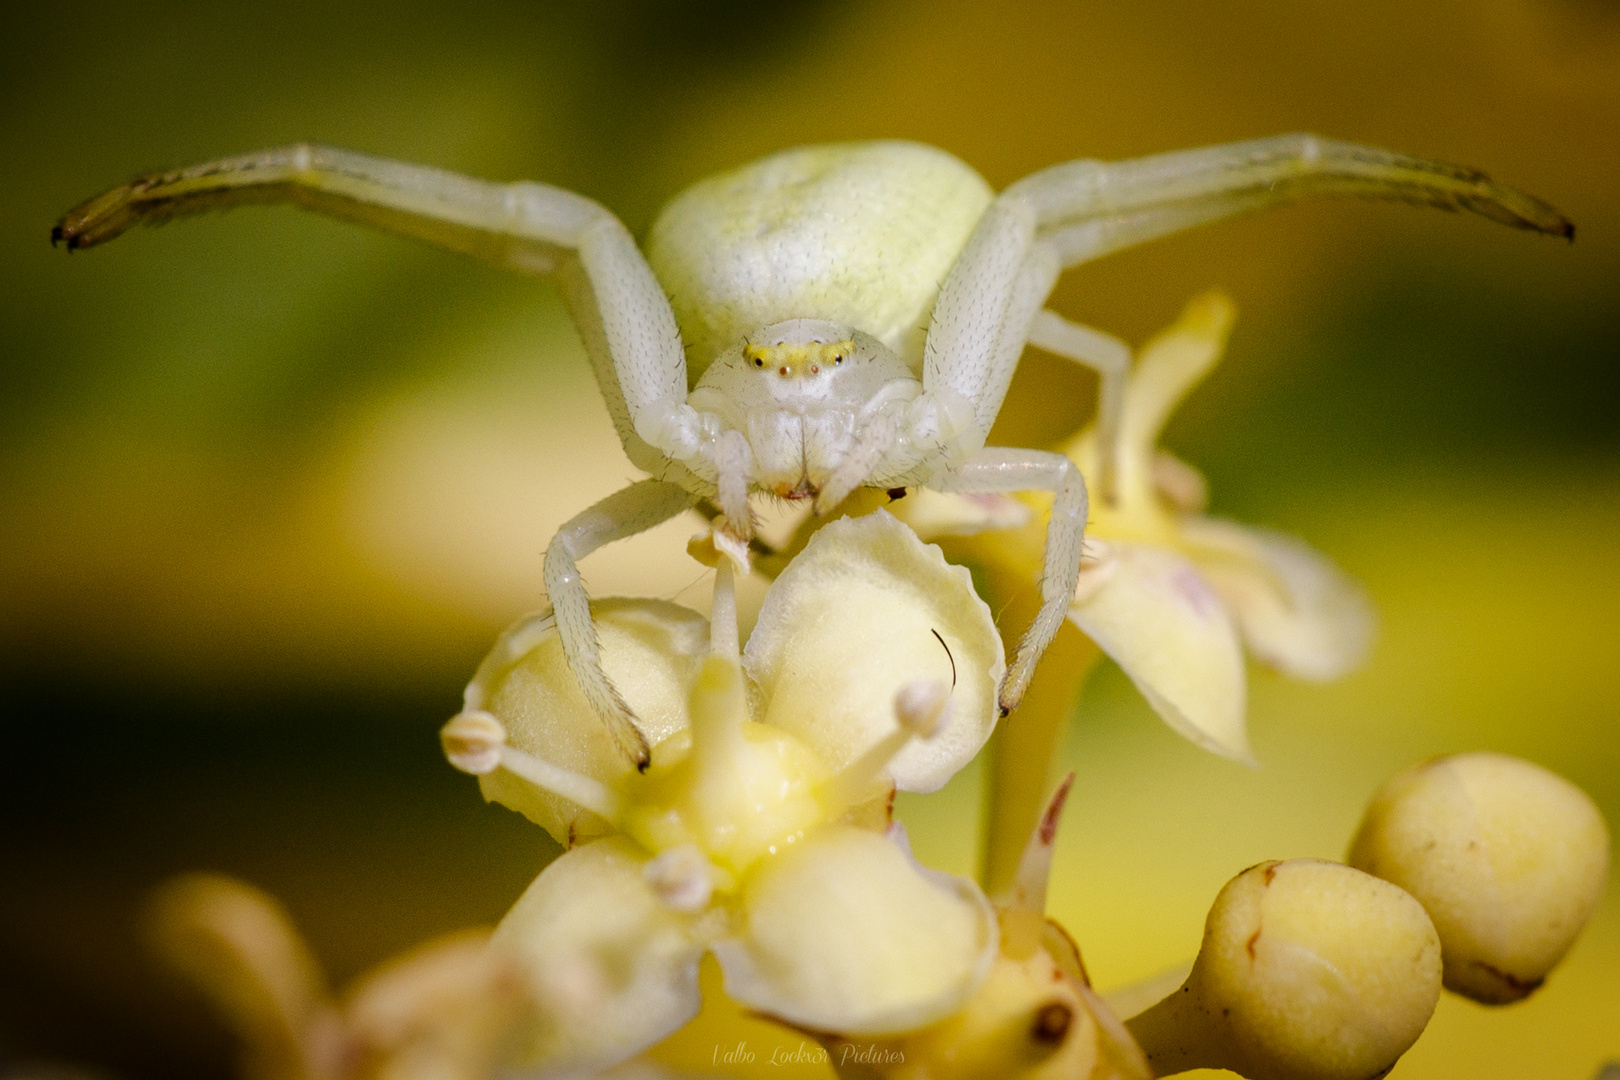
[646,142,993,385]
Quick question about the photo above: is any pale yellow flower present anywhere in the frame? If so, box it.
[900,291,1374,765]
[442,512,1007,1075]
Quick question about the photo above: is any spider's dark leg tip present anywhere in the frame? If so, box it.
[51,223,87,252]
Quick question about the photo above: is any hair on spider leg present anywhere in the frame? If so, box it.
[989,591,1023,633]
[666,565,716,606]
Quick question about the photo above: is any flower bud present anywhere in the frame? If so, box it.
[1348,752,1610,1004]
[822,927,1151,1080]
[1126,859,1441,1080]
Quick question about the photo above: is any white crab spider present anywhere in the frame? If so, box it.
[56,135,1570,767]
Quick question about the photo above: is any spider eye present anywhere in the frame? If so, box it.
[754,357,764,368]
[833,354,843,365]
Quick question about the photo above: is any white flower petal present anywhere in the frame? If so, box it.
[742,511,1004,793]
[1067,544,1252,764]
[467,600,710,844]
[712,826,996,1035]
[1179,517,1376,681]
[491,838,705,1072]
[889,487,1033,540]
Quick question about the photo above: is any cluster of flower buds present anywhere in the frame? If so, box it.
[149,744,1602,1080]
[1117,752,1608,1080]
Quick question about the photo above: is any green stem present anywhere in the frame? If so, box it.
[979,627,1100,895]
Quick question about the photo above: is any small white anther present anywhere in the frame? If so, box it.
[643,845,715,913]
[441,710,506,775]
[689,520,751,578]
[893,679,951,739]
[820,680,952,814]
[445,710,619,820]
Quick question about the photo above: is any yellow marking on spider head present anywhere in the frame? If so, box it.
[743,339,854,378]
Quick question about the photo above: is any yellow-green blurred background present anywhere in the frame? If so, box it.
[2,1,1616,1077]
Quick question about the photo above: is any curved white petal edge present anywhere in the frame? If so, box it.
[1180,517,1376,682]
[711,826,998,1035]
[744,510,1005,792]
[1068,543,1253,765]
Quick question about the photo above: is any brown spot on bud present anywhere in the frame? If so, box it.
[1031,1001,1073,1045]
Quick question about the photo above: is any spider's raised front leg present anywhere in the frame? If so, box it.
[1003,132,1573,269]
[974,136,1571,463]
[53,145,707,475]
[54,144,718,765]
[927,449,1086,717]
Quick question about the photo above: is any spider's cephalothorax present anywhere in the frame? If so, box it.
[54,135,1572,766]
[690,319,923,502]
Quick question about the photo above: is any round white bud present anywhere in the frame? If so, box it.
[1348,752,1610,1004]
[1128,859,1441,1080]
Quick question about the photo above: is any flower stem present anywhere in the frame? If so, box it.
[979,630,1100,895]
